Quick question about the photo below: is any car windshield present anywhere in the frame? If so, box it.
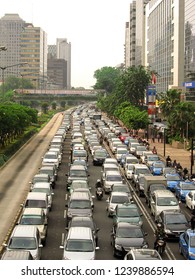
[154,163,165,168]
[69,200,91,209]
[33,177,48,183]
[70,170,87,177]
[26,200,46,208]
[71,220,94,230]
[95,151,107,157]
[40,170,53,176]
[66,240,94,252]
[157,197,178,206]
[45,154,57,159]
[166,175,180,181]
[113,187,129,193]
[9,237,37,249]
[111,196,129,204]
[117,208,139,217]
[73,151,86,157]
[181,184,195,190]
[134,251,161,260]
[150,185,166,192]
[148,156,159,161]
[135,169,150,175]
[117,227,143,238]
[137,146,146,151]
[71,182,88,188]
[20,215,43,225]
[117,150,128,154]
[107,175,122,182]
[165,214,187,224]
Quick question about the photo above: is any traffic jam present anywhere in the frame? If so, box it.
[1,104,195,260]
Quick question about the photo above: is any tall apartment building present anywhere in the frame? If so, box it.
[0,14,25,80]
[20,23,48,88]
[184,0,195,101]
[56,38,71,89]
[125,1,136,68]
[146,0,185,93]
[125,1,149,68]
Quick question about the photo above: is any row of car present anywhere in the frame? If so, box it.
[95,113,195,260]
[1,110,72,260]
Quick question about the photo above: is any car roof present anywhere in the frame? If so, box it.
[11,225,37,237]
[22,208,44,215]
[70,165,86,170]
[68,226,92,239]
[26,192,47,199]
[33,182,51,187]
[106,170,121,175]
[111,191,129,197]
[131,249,162,260]
[117,222,140,228]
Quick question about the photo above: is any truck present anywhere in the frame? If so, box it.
[143,175,167,207]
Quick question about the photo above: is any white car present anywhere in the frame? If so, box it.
[185,190,195,210]
[124,163,134,180]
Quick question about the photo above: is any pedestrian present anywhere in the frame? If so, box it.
[157,133,160,143]
[152,134,155,143]
[152,146,157,154]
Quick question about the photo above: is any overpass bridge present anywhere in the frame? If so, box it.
[13,89,105,106]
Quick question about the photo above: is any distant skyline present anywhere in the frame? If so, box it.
[0,0,132,88]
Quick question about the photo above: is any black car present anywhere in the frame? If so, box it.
[66,216,100,246]
[92,148,108,166]
[158,210,190,239]
[110,222,148,258]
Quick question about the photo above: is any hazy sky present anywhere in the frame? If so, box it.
[0,0,132,88]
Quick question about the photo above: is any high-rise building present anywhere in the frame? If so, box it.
[20,23,47,88]
[184,0,195,100]
[0,14,25,80]
[56,38,71,89]
[125,1,149,68]
[47,59,67,89]
[48,45,57,59]
[146,0,185,93]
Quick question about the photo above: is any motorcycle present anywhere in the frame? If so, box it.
[96,187,103,200]
[155,236,166,255]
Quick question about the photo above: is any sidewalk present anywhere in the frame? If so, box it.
[149,139,193,173]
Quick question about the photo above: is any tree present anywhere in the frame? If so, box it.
[157,89,180,118]
[41,102,49,114]
[93,66,121,93]
[114,65,151,107]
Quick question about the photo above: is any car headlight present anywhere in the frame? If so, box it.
[142,243,148,249]
[165,229,172,234]
[189,252,195,257]
[94,158,97,161]
[115,244,122,250]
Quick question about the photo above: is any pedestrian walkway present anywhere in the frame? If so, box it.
[149,139,193,173]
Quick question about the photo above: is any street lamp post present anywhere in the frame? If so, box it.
[191,138,195,175]
[0,62,28,98]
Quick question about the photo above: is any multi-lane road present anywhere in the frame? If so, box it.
[0,110,191,260]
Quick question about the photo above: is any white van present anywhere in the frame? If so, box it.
[150,189,180,222]
[3,225,43,260]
